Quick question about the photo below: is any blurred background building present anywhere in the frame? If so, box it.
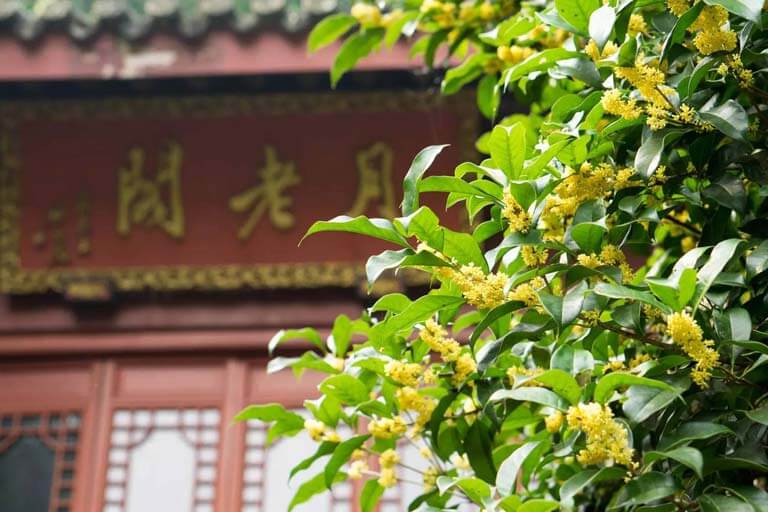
[0,1,476,511]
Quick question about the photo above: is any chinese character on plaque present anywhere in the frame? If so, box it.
[116,142,185,239]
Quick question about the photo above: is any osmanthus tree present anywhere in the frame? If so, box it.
[238,0,768,510]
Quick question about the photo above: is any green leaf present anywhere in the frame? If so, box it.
[385,10,417,48]
[318,374,369,405]
[700,99,749,141]
[551,345,595,376]
[490,387,570,411]
[519,499,560,512]
[679,267,698,308]
[360,479,385,512]
[464,420,497,483]
[308,13,357,52]
[478,73,500,120]
[470,300,525,346]
[634,129,666,179]
[561,467,626,503]
[304,215,410,248]
[235,404,304,444]
[452,478,493,503]
[497,441,541,496]
[644,447,704,478]
[269,328,325,355]
[716,307,752,342]
[490,123,526,179]
[532,369,582,405]
[658,421,732,450]
[330,314,355,357]
[572,222,607,253]
[703,0,762,23]
[503,49,583,88]
[699,494,754,512]
[623,378,689,423]
[235,403,304,425]
[746,404,768,425]
[594,373,679,404]
[289,441,337,482]
[539,282,586,329]
[693,239,745,312]
[324,434,369,487]
[331,29,385,87]
[267,353,340,376]
[289,470,346,511]
[401,145,450,216]
[731,486,768,512]
[594,283,671,313]
[610,472,678,509]
[555,0,600,33]
[366,249,412,287]
[588,5,616,49]
[522,140,569,179]
[442,53,486,95]
[661,3,704,63]
[371,295,465,343]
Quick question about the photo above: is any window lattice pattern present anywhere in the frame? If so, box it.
[0,411,81,512]
[242,421,352,512]
[103,408,220,512]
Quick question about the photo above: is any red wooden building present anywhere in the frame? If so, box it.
[0,2,477,511]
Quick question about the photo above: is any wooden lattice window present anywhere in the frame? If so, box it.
[0,411,81,512]
[102,408,221,512]
[242,417,353,512]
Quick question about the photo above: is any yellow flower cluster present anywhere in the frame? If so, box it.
[385,360,423,387]
[585,40,618,63]
[421,0,512,29]
[541,163,634,241]
[666,312,720,387]
[667,0,690,16]
[423,466,439,491]
[521,245,549,267]
[508,276,546,307]
[368,416,407,439]
[348,450,368,480]
[723,54,754,88]
[566,403,635,467]
[439,264,509,310]
[629,353,652,369]
[545,410,564,433]
[396,386,437,432]
[450,452,472,470]
[671,103,715,133]
[419,319,462,362]
[350,3,382,27]
[601,89,642,120]
[502,187,531,232]
[351,2,403,28]
[615,59,670,109]
[452,353,477,386]
[646,103,669,130]
[628,14,649,36]
[690,5,737,55]
[507,365,544,386]
[497,45,536,64]
[581,310,600,327]
[304,419,341,443]
[378,449,399,488]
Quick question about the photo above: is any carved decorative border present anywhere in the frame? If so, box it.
[0,91,477,294]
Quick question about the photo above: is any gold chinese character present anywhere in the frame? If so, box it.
[117,142,184,239]
[33,192,92,266]
[348,142,396,218]
[229,146,300,240]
